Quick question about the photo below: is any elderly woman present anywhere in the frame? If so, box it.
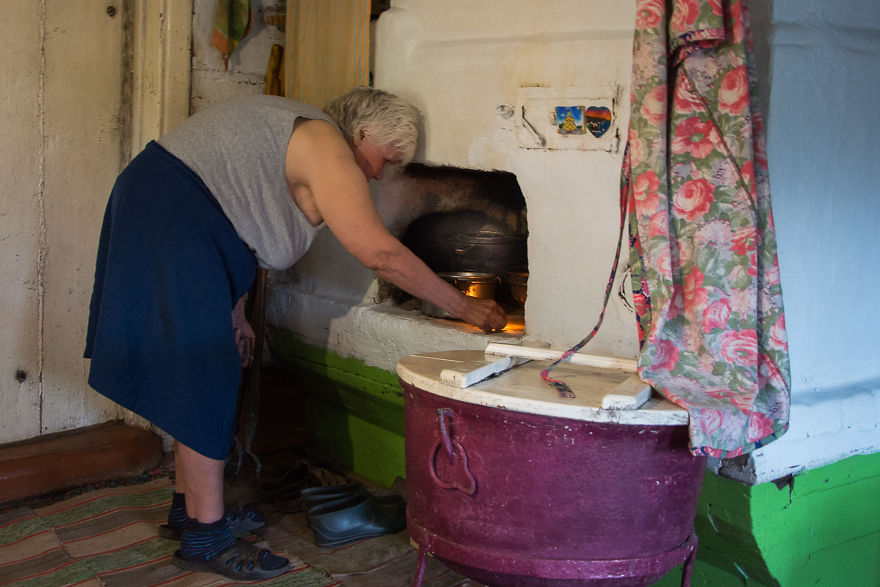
[84,87,507,581]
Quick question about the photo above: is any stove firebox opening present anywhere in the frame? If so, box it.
[380,163,528,331]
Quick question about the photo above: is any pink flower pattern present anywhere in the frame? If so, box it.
[683,270,710,313]
[674,77,705,113]
[634,170,662,212]
[624,0,790,457]
[672,117,722,159]
[640,85,668,126]
[702,298,731,333]
[674,178,715,220]
[719,329,759,367]
[636,0,665,29]
[719,66,750,115]
[654,339,681,371]
[731,226,756,255]
[671,0,702,34]
[747,412,776,443]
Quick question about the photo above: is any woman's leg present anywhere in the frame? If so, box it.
[172,442,290,579]
[174,441,225,523]
[166,439,266,538]
[173,442,187,495]
[174,441,237,563]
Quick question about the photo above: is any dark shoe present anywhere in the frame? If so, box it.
[158,505,266,540]
[257,461,312,499]
[275,495,305,514]
[269,479,362,514]
[304,487,406,526]
[301,482,363,510]
[173,538,291,581]
[308,492,407,547]
[225,503,266,534]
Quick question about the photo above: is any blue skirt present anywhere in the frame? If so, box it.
[85,141,257,460]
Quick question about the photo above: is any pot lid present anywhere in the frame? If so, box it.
[447,230,526,243]
[437,271,497,282]
[396,350,688,426]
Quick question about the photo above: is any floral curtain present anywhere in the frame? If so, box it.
[624,0,790,457]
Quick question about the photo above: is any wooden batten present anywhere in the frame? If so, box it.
[0,421,162,505]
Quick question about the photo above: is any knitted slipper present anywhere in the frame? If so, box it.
[158,505,266,540]
[173,538,291,581]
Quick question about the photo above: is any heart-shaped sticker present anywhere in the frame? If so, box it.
[585,106,612,137]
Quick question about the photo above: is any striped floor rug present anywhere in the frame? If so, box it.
[0,478,336,587]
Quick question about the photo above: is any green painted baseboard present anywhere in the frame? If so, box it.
[306,397,406,488]
[270,330,880,586]
[657,451,880,586]
[269,327,405,486]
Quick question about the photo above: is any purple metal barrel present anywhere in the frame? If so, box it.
[398,352,705,587]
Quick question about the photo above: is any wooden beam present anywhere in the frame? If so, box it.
[0,421,162,505]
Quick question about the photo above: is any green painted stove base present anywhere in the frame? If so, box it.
[305,397,406,488]
[270,330,880,586]
[269,328,405,487]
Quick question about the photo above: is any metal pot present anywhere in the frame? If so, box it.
[447,230,526,275]
[439,271,499,299]
[506,270,528,306]
[421,272,499,318]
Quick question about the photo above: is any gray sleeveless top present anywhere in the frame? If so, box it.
[158,95,335,270]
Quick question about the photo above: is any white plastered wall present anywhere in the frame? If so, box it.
[0,1,130,443]
[372,0,639,356]
[0,0,191,445]
[724,0,880,483]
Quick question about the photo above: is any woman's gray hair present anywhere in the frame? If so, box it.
[324,87,420,165]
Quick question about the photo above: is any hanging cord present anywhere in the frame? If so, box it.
[540,147,632,398]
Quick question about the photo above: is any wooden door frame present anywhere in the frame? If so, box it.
[126,0,192,160]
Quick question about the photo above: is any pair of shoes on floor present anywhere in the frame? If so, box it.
[158,504,266,541]
[173,537,291,581]
[302,482,407,547]
[258,463,351,513]
[257,461,312,500]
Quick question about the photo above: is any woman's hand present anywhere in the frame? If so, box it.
[459,297,508,333]
[232,296,255,367]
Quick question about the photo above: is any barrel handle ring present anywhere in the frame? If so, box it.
[429,408,477,496]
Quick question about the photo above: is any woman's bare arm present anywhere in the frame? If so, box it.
[286,120,507,331]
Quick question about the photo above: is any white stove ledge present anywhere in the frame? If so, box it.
[267,285,524,373]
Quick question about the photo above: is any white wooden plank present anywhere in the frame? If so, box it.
[601,374,652,409]
[440,356,530,388]
[485,343,638,372]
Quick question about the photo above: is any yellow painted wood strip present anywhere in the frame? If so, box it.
[285,0,369,107]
